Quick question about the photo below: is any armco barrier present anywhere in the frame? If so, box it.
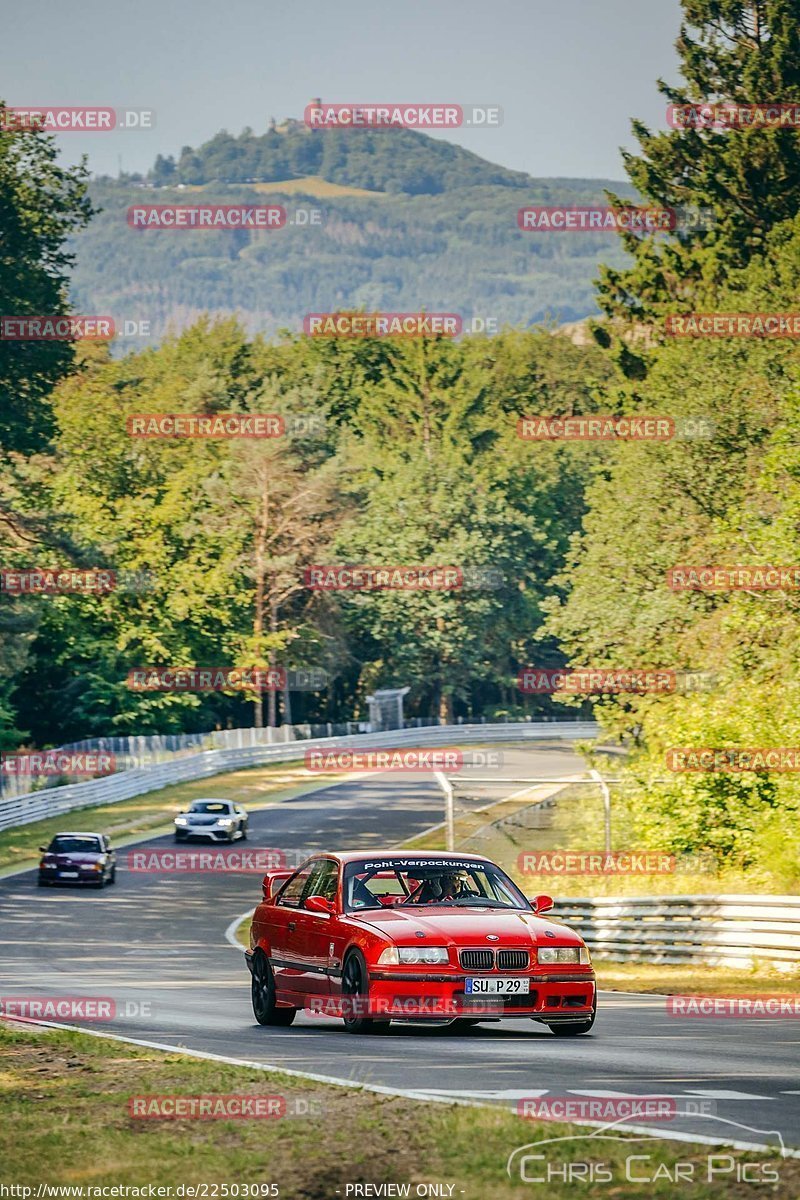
[0,721,598,832]
[553,894,800,969]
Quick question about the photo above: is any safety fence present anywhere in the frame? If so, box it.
[553,894,800,969]
[0,720,598,832]
[0,715,576,802]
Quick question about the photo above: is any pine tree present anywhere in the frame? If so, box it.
[598,0,800,329]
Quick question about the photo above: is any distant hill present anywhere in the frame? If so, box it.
[70,119,637,343]
[150,122,537,195]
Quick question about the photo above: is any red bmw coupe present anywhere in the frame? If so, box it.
[245,850,596,1035]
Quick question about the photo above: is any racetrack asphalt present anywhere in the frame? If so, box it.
[1,741,797,1155]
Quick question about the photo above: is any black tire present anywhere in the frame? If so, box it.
[174,833,186,843]
[547,1004,596,1036]
[107,866,116,885]
[341,950,388,1034]
[240,823,248,840]
[251,952,296,1026]
[37,876,49,887]
[91,877,104,889]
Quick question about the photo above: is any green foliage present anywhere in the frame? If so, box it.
[548,214,800,886]
[5,323,614,743]
[0,102,95,455]
[598,0,800,322]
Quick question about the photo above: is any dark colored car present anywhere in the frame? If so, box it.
[174,798,249,842]
[38,832,116,888]
[246,850,596,1035]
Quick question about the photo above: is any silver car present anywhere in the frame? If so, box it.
[174,798,249,843]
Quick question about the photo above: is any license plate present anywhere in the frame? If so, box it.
[465,977,530,995]
[60,871,79,878]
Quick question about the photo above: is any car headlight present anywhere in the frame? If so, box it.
[217,818,234,826]
[537,946,590,964]
[175,817,187,825]
[41,861,56,868]
[377,946,400,966]
[92,862,104,871]
[398,946,449,965]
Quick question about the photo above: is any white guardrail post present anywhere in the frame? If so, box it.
[588,767,612,855]
[434,770,456,852]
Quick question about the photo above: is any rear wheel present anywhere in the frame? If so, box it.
[251,952,295,1026]
[341,950,388,1034]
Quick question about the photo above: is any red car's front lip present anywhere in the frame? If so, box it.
[323,973,595,1020]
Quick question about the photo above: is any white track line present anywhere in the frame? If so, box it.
[225,908,255,949]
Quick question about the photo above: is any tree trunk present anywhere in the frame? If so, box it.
[253,472,269,729]
[267,595,279,727]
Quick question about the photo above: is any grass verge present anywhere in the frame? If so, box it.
[1,1021,792,1197]
[596,961,800,996]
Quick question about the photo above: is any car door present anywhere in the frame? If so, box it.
[292,858,340,1006]
[270,860,317,998]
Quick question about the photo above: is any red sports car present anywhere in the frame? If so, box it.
[245,850,596,1034]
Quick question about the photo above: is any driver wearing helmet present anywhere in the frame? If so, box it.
[412,869,469,904]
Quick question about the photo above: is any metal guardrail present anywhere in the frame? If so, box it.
[553,894,800,969]
[0,721,371,802]
[0,720,599,832]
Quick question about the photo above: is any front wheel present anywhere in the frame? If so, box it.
[107,866,116,885]
[251,953,295,1026]
[546,1005,595,1036]
[341,950,388,1034]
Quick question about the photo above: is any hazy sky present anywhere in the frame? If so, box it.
[1,0,685,181]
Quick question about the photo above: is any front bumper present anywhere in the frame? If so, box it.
[175,825,234,841]
[363,970,596,1021]
[39,868,104,884]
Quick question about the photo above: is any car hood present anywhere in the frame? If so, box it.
[349,905,582,946]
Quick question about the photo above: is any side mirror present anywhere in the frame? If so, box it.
[39,846,48,854]
[305,895,335,915]
[531,893,554,914]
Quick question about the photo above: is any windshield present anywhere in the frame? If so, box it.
[49,836,102,854]
[189,801,231,814]
[343,857,530,913]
